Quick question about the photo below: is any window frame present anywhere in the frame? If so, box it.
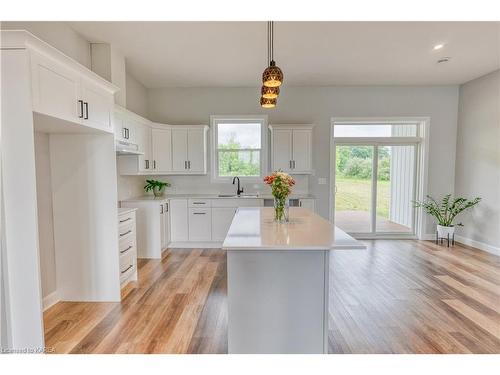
[210,115,268,183]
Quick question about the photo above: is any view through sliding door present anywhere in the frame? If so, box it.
[334,143,417,236]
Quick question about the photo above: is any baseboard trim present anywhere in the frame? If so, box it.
[43,291,60,311]
[168,241,222,249]
[454,235,500,256]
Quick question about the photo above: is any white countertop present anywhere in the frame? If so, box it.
[222,207,365,251]
[122,193,315,202]
[118,207,137,215]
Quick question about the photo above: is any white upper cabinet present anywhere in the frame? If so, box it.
[30,51,81,124]
[80,78,114,132]
[270,125,314,174]
[151,128,172,173]
[171,127,208,174]
[29,49,117,133]
[135,122,152,173]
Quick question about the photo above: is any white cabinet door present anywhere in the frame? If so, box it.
[273,129,293,172]
[113,111,126,141]
[299,199,315,212]
[212,207,237,242]
[172,129,189,172]
[170,199,188,242]
[164,202,170,247]
[159,203,166,249]
[188,208,212,241]
[30,51,81,124]
[152,128,172,173]
[292,130,312,172]
[135,122,152,173]
[80,79,114,132]
[187,129,206,173]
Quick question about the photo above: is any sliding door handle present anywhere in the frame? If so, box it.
[84,102,89,120]
[78,100,84,118]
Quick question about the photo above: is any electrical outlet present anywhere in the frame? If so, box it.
[318,178,327,185]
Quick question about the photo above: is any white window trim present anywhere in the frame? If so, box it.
[210,115,269,183]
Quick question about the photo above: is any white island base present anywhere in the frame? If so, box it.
[223,207,364,354]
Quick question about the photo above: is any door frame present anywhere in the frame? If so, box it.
[329,117,430,240]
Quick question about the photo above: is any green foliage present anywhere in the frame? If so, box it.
[218,138,260,177]
[336,146,390,181]
[413,194,481,226]
[144,179,170,192]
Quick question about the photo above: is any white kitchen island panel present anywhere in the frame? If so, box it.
[223,207,364,354]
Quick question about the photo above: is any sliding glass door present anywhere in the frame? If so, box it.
[335,143,417,236]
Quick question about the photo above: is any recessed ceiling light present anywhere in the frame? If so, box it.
[433,43,445,50]
[437,57,451,64]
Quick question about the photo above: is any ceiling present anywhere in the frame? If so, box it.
[69,21,500,88]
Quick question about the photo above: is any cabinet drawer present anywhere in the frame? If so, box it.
[119,249,135,283]
[188,208,212,241]
[119,236,135,256]
[118,221,135,244]
[188,198,211,208]
[118,211,136,228]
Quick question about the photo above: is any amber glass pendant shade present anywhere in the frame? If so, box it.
[260,96,277,108]
[262,61,283,87]
[261,85,280,99]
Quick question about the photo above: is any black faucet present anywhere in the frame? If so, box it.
[232,176,244,196]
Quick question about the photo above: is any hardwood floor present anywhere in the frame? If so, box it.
[43,241,500,354]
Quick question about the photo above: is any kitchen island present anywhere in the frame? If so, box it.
[222,207,365,354]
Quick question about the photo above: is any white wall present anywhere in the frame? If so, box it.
[147,85,459,234]
[34,133,57,299]
[126,71,148,118]
[0,21,91,68]
[455,70,500,251]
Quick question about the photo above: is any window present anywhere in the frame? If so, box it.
[334,122,418,138]
[210,116,268,181]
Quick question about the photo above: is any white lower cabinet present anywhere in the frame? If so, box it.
[170,199,189,242]
[120,199,169,259]
[211,207,237,242]
[299,198,316,212]
[188,208,212,241]
[118,209,138,286]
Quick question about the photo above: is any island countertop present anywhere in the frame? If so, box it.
[222,207,365,251]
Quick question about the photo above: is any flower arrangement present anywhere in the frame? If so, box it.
[264,171,295,222]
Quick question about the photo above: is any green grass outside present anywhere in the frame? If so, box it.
[335,176,390,218]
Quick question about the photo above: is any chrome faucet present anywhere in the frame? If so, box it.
[232,176,244,196]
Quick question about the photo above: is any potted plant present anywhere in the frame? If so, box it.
[144,179,170,198]
[264,171,295,223]
[414,194,481,238]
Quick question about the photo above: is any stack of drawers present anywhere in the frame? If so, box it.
[118,208,138,285]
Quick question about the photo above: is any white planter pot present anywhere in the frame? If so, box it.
[437,225,455,238]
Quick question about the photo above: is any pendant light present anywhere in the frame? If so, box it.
[262,21,283,88]
[260,97,277,108]
[260,21,283,108]
[261,85,280,99]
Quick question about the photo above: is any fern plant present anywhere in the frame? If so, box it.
[413,194,481,227]
[144,179,170,196]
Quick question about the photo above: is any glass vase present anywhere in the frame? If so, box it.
[274,197,289,223]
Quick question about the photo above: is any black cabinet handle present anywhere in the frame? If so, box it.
[165,203,169,212]
[121,265,133,274]
[78,100,84,118]
[160,204,164,214]
[184,161,187,169]
[120,246,133,254]
[193,212,206,215]
[153,160,156,169]
[145,160,149,169]
[84,102,89,120]
[119,217,131,223]
[188,161,191,169]
[119,230,132,237]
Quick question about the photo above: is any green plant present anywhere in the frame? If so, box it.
[144,179,170,193]
[413,194,481,227]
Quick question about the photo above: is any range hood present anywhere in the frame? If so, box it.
[115,140,144,155]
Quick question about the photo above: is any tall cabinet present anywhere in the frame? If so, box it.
[269,124,314,174]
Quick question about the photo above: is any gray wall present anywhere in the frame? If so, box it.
[455,70,500,249]
[148,85,460,235]
[0,21,91,68]
[126,71,149,118]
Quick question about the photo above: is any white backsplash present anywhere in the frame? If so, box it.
[117,172,310,201]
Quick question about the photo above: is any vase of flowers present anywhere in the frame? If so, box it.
[264,171,295,223]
